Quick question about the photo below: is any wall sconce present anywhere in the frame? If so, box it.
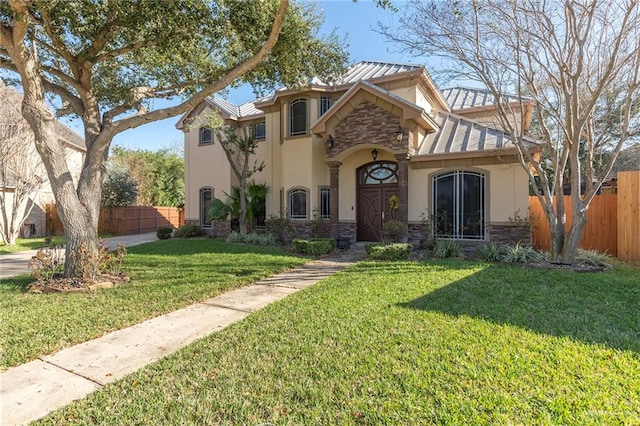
[371,148,378,161]
[394,125,405,142]
[325,135,334,149]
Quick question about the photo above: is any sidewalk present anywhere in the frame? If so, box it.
[0,233,158,280]
[0,246,365,426]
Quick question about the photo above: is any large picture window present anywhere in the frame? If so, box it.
[288,188,308,219]
[289,98,307,136]
[200,187,213,228]
[432,171,485,239]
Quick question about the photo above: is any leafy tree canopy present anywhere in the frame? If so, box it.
[108,146,184,207]
[1,1,348,122]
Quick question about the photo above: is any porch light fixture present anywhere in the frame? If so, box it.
[394,125,405,142]
[325,135,334,149]
[371,148,378,161]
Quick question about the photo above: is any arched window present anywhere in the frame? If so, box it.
[200,187,213,227]
[288,188,308,219]
[199,127,212,145]
[359,162,398,185]
[432,171,485,239]
[289,98,307,136]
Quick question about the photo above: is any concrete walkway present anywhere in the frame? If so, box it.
[0,233,159,280]
[0,246,365,425]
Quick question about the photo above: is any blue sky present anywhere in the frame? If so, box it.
[100,1,427,152]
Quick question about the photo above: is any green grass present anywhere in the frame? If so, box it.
[0,239,306,369]
[0,236,65,254]
[34,259,640,425]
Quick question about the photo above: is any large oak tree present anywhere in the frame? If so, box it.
[0,0,347,277]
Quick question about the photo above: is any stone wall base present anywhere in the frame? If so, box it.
[488,223,531,246]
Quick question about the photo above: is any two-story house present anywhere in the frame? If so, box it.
[177,61,539,247]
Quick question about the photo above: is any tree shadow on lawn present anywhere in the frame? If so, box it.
[399,263,640,354]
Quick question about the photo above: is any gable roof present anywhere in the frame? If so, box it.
[311,80,439,135]
[176,61,450,128]
[442,87,532,112]
[255,60,449,111]
[414,111,541,159]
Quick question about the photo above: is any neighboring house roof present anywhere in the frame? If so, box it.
[442,87,532,112]
[53,121,86,151]
[415,111,541,159]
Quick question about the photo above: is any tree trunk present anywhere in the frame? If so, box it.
[11,41,102,278]
[239,181,248,236]
[560,217,586,264]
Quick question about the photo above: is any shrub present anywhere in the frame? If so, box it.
[244,233,277,246]
[576,249,613,269]
[28,244,64,283]
[382,220,408,243]
[365,243,413,260]
[292,238,336,255]
[432,240,464,258]
[225,232,277,247]
[156,227,173,240]
[29,241,128,284]
[477,243,503,262]
[265,214,294,244]
[174,223,205,239]
[501,243,546,264]
[225,232,245,243]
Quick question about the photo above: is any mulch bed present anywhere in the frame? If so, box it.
[25,273,130,293]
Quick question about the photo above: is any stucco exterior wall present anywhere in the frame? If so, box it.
[407,162,530,224]
[183,124,231,225]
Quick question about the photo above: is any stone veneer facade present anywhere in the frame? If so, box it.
[327,101,413,158]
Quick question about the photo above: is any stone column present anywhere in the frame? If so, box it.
[395,154,409,223]
[327,161,342,238]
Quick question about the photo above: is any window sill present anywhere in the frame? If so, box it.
[285,133,310,140]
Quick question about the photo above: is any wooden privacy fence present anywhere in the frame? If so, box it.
[529,171,640,261]
[46,205,184,237]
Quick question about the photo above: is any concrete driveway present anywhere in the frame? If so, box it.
[0,232,158,280]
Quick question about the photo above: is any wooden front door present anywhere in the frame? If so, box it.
[356,161,399,242]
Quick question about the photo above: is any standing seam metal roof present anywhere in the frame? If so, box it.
[419,111,537,156]
[442,87,531,111]
[337,61,423,84]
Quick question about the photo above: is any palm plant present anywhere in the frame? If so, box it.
[208,183,269,235]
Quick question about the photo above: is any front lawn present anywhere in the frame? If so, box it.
[0,239,306,369]
[0,236,65,254]
[35,260,640,425]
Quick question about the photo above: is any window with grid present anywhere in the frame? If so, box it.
[432,171,485,239]
[319,187,330,219]
[288,188,308,219]
[289,98,307,136]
